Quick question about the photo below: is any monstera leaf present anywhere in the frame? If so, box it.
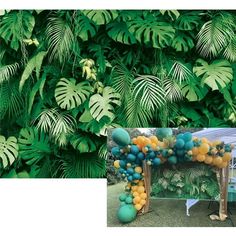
[171,32,194,52]
[175,11,201,30]
[75,14,98,41]
[55,78,93,110]
[70,134,96,153]
[0,135,18,168]
[82,10,118,25]
[18,127,51,165]
[127,19,175,48]
[89,86,121,121]
[0,11,35,50]
[181,78,208,102]
[107,21,137,45]
[193,59,233,90]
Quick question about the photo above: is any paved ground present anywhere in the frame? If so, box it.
[107,183,236,227]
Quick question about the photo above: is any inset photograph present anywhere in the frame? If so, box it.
[107,128,236,227]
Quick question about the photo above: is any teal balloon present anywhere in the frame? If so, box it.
[117,204,137,223]
[156,128,173,141]
[125,196,133,204]
[120,202,126,206]
[127,154,136,162]
[112,128,130,146]
[127,175,133,182]
[184,141,194,150]
[168,156,177,164]
[127,168,134,175]
[153,158,161,166]
[133,173,141,180]
[130,145,139,155]
[175,139,185,149]
[137,152,145,161]
[183,132,192,142]
[119,160,126,168]
[111,146,121,157]
[176,133,184,139]
[119,193,127,202]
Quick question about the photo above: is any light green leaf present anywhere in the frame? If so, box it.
[82,10,118,25]
[0,135,18,168]
[193,59,233,90]
[19,51,47,92]
[55,78,93,110]
[89,87,121,121]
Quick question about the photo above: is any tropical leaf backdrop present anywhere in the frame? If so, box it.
[0,10,236,178]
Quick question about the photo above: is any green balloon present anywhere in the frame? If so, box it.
[119,193,127,202]
[156,128,173,141]
[112,128,130,146]
[117,204,137,223]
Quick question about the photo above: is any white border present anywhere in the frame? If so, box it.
[1,0,236,10]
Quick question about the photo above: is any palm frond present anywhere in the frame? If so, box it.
[168,61,193,84]
[111,61,134,99]
[196,13,235,58]
[124,93,152,127]
[163,78,183,102]
[223,35,236,62]
[132,75,166,111]
[59,154,106,178]
[0,62,19,83]
[46,17,75,64]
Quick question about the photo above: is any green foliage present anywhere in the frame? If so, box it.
[18,127,51,165]
[151,163,220,200]
[19,51,47,92]
[193,59,233,90]
[127,17,175,48]
[55,78,93,110]
[82,10,118,25]
[0,11,35,50]
[1,10,236,178]
[89,86,121,121]
[0,135,18,168]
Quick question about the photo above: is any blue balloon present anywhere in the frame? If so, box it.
[127,168,134,175]
[133,173,141,180]
[175,139,185,149]
[183,132,192,142]
[127,154,136,162]
[185,141,194,150]
[119,160,126,168]
[137,152,145,161]
[127,175,133,182]
[149,151,156,159]
[130,145,140,155]
[111,146,121,157]
[118,168,124,174]
[162,149,168,158]
[176,133,184,139]
[153,158,161,166]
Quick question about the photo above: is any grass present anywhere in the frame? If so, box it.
[107,182,236,227]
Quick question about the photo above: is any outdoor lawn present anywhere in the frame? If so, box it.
[107,183,236,227]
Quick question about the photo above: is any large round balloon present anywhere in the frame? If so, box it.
[117,204,137,223]
[156,128,173,141]
[112,128,130,147]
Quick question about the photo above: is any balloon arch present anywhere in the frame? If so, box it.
[110,128,233,223]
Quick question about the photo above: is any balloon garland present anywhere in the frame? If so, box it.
[111,128,234,223]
